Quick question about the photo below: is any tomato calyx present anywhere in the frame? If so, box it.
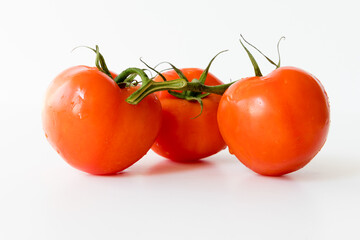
[125,50,234,109]
[73,45,115,80]
[139,51,227,117]
[165,51,227,100]
[239,35,285,77]
[76,45,144,88]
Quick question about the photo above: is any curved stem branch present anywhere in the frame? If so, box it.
[126,79,235,105]
[114,68,151,85]
[126,79,187,104]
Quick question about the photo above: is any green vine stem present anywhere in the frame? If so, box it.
[76,40,284,106]
[126,77,234,105]
[123,50,232,105]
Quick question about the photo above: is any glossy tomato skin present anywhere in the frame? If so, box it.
[218,66,330,176]
[42,66,162,175]
[152,68,226,162]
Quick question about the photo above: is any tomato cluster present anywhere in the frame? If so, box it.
[42,40,330,176]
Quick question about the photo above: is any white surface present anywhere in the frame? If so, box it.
[1,0,360,239]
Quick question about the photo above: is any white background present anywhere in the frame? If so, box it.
[1,0,360,239]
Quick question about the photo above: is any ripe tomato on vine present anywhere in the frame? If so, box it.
[218,36,330,176]
[42,47,162,174]
[151,67,226,162]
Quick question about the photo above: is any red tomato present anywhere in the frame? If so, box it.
[217,66,330,176]
[152,68,226,162]
[42,66,162,175]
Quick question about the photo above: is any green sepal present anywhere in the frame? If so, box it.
[276,36,285,68]
[140,58,167,82]
[240,35,285,69]
[72,45,113,79]
[184,96,204,119]
[166,62,189,82]
[95,45,112,78]
[198,50,228,84]
[168,90,187,99]
[240,35,277,68]
[239,37,262,77]
[196,92,210,98]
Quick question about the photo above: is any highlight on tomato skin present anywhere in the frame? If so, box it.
[42,65,162,175]
[151,68,227,163]
[217,66,330,176]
